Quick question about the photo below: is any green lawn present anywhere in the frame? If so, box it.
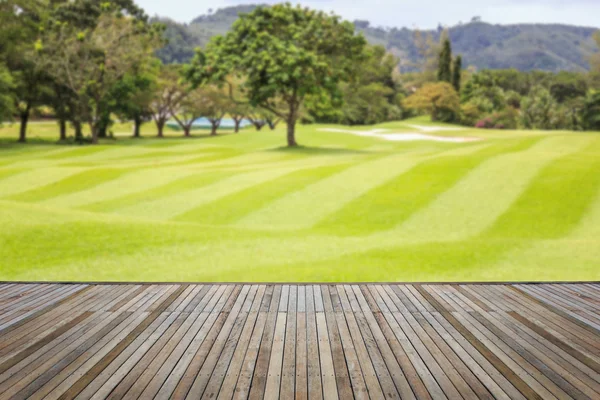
[1,118,599,282]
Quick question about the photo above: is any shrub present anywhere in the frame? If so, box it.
[474,107,518,130]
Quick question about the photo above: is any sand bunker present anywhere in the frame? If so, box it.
[320,126,480,143]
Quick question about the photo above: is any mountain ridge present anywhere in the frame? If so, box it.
[153,4,599,72]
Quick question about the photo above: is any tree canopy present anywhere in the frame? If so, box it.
[403,82,460,122]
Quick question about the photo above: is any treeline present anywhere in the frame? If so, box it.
[0,0,285,144]
[402,33,600,131]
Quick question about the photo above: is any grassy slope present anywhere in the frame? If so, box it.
[0,119,599,282]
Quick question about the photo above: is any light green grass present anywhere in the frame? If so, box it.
[0,119,599,282]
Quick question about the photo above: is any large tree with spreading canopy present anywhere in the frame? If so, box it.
[185,3,366,147]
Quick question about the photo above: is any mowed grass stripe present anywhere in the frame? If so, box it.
[41,167,197,209]
[483,185,600,282]
[234,149,441,230]
[0,168,27,182]
[315,137,541,236]
[57,146,164,166]
[484,137,600,239]
[0,167,84,198]
[386,135,594,242]
[79,171,235,213]
[113,167,300,220]
[8,168,130,203]
[174,164,349,225]
[40,146,111,160]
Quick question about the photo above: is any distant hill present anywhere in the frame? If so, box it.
[155,5,599,72]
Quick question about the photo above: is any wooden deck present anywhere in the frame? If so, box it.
[0,283,598,399]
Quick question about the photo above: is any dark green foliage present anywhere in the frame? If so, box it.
[452,56,462,92]
[153,18,200,64]
[437,38,452,83]
[0,63,13,122]
[306,45,403,125]
[583,91,600,130]
[50,0,148,29]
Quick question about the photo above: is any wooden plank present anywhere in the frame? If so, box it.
[247,285,282,400]
[316,312,338,400]
[336,286,386,400]
[169,285,242,399]
[0,311,94,376]
[480,285,600,358]
[510,286,600,336]
[296,309,308,400]
[75,312,179,400]
[199,285,258,399]
[414,285,544,400]
[264,312,287,400]
[54,285,188,400]
[215,285,266,400]
[342,286,399,399]
[232,286,274,399]
[0,285,91,335]
[280,285,297,399]
[321,286,353,399]
[305,285,323,400]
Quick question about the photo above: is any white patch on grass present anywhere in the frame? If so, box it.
[320,127,480,143]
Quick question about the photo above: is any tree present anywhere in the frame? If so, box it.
[229,103,248,133]
[169,88,201,137]
[1,0,51,142]
[265,114,282,130]
[520,86,561,130]
[186,3,366,147]
[246,110,268,131]
[412,29,439,81]
[223,76,248,133]
[437,37,452,83]
[0,64,13,123]
[149,65,186,137]
[170,84,227,136]
[11,55,52,142]
[201,85,229,135]
[309,44,403,126]
[114,64,160,138]
[582,91,600,131]
[403,82,460,122]
[41,11,160,143]
[452,55,462,92]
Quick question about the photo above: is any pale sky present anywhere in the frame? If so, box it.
[136,0,600,29]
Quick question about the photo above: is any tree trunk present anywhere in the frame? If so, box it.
[286,120,297,147]
[234,119,240,133]
[98,127,107,138]
[211,123,218,136]
[59,118,67,141]
[156,119,165,137]
[18,107,30,143]
[184,126,191,137]
[73,120,83,141]
[90,120,99,144]
[133,116,142,138]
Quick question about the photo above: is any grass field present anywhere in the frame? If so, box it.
[1,118,599,282]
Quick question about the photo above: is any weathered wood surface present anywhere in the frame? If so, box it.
[0,283,598,399]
